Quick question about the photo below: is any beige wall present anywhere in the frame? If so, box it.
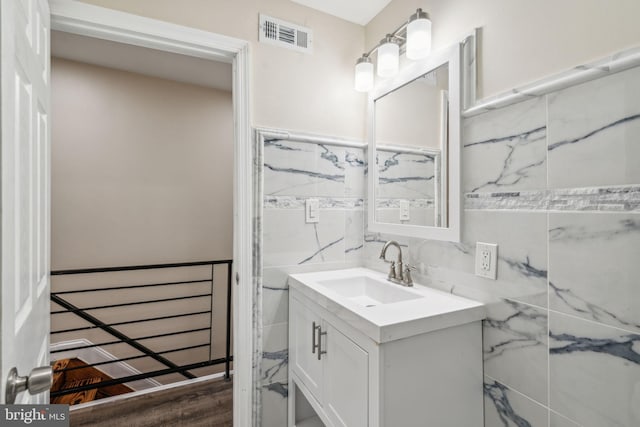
[75,0,640,142]
[51,58,233,269]
[78,0,367,139]
[368,0,640,99]
[375,64,448,148]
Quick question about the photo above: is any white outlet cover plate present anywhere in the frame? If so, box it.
[475,242,498,280]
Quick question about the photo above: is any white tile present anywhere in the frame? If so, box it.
[550,411,582,427]
[263,208,345,267]
[549,213,640,334]
[261,381,288,427]
[376,151,436,199]
[345,209,364,262]
[463,97,547,193]
[408,210,548,307]
[316,144,346,197]
[345,147,366,198]
[263,139,345,197]
[262,322,288,385]
[549,311,640,427]
[484,377,548,427]
[483,299,548,404]
[264,139,319,197]
[262,267,289,327]
[548,66,640,188]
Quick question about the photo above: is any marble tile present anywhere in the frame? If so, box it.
[547,186,640,212]
[408,210,548,307]
[550,411,582,427]
[484,377,549,427]
[375,208,402,225]
[262,268,289,327]
[548,66,640,188]
[345,147,366,198]
[261,381,288,427]
[549,213,640,334]
[549,312,640,427]
[345,209,364,262]
[463,46,640,117]
[316,144,347,197]
[262,322,288,386]
[465,185,640,212]
[374,206,436,227]
[376,151,436,199]
[263,139,345,197]
[263,208,345,267]
[483,299,549,404]
[463,97,547,193]
[264,196,362,210]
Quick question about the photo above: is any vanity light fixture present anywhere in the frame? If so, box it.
[354,54,374,92]
[354,8,432,92]
[406,9,431,59]
[377,35,400,78]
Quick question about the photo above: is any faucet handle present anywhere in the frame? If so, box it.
[403,264,416,286]
[387,261,397,280]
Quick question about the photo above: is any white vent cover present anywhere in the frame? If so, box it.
[259,14,313,54]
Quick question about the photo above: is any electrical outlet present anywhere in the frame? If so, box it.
[475,242,498,280]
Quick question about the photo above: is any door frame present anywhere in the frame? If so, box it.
[48,1,254,425]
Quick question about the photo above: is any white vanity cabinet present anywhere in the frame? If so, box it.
[288,272,484,427]
[290,294,368,427]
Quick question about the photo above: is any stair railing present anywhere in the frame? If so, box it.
[49,260,233,399]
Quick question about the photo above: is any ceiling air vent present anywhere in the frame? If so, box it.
[259,14,313,54]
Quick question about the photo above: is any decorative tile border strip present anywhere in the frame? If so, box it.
[465,185,640,212]
[463,46,640,117]
[376,198,434,209]
[264,195,363,209]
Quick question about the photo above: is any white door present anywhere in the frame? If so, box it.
[324,323,368,427]
[1,0,51,404]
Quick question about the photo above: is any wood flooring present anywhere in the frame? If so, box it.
[51,358,133,405]
[69,376,233,427]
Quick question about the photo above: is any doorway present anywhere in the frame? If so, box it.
[49,32,235,408]
[44,1,253,424]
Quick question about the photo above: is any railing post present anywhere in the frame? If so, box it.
[225,261,233,380]
[209,263,215,361]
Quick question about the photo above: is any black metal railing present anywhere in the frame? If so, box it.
[49,260,233,398]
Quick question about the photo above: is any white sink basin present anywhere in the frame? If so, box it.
[317,276,423,307]
[289,268,485,343]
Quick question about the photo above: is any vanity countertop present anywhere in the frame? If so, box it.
[288,268,485,344]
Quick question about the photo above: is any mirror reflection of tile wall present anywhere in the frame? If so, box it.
[374,63,449,227]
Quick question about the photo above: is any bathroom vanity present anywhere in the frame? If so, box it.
[287,268,485,427]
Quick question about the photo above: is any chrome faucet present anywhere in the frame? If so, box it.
[379,240,414,286]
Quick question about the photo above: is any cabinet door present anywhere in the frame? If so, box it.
[323,323,368,427]
[290,297,323,402]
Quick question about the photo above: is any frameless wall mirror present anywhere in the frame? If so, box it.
[368,42,462,241]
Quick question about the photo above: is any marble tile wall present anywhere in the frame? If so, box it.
[259,138,366,427]
[364,65,640,427]
[376,149,438,227]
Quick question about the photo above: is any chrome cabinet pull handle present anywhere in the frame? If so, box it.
[312,321,321,354]
[318,329,327,361]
